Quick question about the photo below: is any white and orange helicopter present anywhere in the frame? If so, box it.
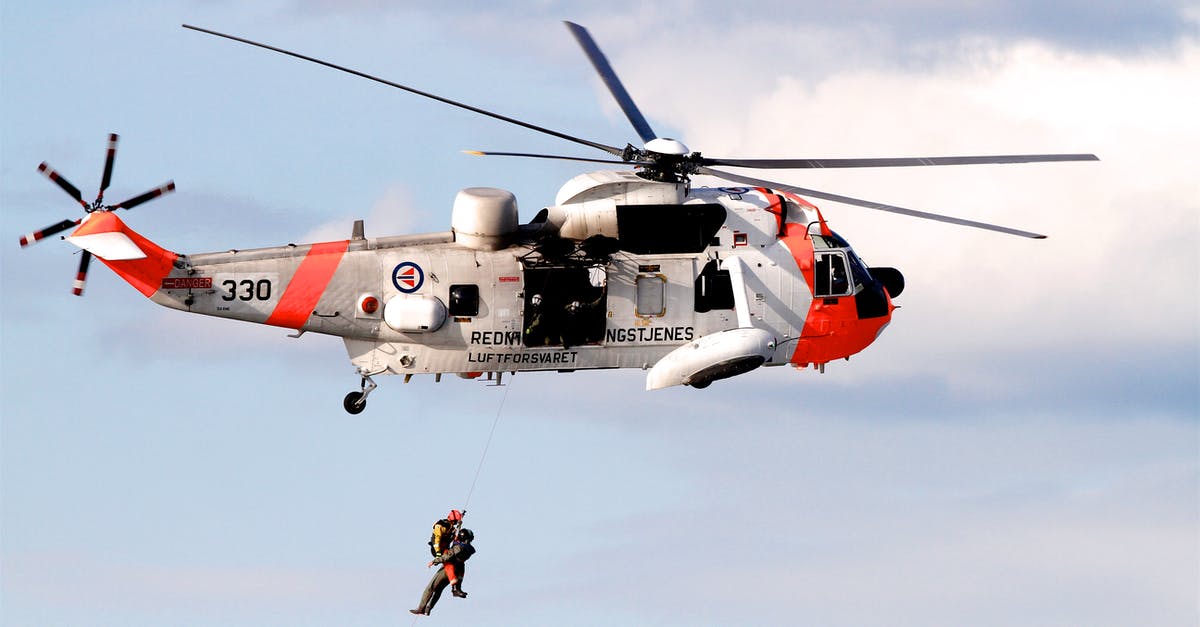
[20,22,1097,413]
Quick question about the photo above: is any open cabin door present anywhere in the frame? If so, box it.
[522,265,608,348]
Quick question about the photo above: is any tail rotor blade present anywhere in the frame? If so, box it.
[19,218,81,247]
[37,163,88,209]
[113,181,175,210]
[72,250,92,296]
[98,133,119,202]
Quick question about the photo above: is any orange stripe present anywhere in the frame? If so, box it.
[264,241,349,329]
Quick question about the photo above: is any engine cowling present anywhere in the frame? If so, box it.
[645,328,776,390]
[543,199,618,240]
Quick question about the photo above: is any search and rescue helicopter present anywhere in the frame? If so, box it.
[19,22,1097,413]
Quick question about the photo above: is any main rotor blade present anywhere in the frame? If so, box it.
[701,153,1100,169]
[98,133,119,202]
[183,24,627,158]
[37,163,88,209]
[19,218,80,247]
[698,167,1047,239]
[464,150,652,167]
[564,21,657,145]
[72,250,92,296]
[113,181,175,210]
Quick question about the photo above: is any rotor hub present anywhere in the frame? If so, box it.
[644,137,690,156]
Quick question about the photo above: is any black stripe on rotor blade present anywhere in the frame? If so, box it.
[37,162,87,206]
[702,154,1100,169]
[73,250,92,296]
[698,167,1047,239]
[19,218,80,247]
[564,21,657,145]
[182,24,627,158]
[114,181,175,210]
[464,150,650,166]
[100,133,119,198]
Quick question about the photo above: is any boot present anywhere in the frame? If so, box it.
[452,583,468,598]
[410,608,429,616]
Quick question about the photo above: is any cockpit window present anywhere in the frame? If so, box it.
[814,251,853,297]
[844,249,873,292]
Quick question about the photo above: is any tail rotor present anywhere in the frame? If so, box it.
[36,162,89,210]
[21,133,175,295]
[19,218,81,247]
[73,251,93,296]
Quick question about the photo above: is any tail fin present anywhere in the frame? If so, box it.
[66,211,178,297]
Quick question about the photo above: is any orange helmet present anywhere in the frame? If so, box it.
[447,509,463,522]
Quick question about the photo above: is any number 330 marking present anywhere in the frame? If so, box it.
[221,279,273,302]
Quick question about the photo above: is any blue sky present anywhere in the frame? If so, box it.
[2,2,1197,626]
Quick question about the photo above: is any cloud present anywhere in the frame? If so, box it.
[663,39,1199,373]
[299,184,422,243]
[475,407,1198,626]
[283,0,1195,53]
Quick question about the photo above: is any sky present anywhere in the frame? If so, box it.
[2,1,1197,626]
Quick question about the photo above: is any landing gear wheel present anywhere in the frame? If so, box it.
[343,391,366,414]
[343,374,378,414]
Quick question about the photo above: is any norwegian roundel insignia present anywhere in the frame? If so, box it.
[391,262,424,293]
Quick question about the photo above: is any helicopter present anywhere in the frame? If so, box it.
[19,22,1097,414]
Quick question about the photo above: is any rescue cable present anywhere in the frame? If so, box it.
[409,378,512,623]
[462,375,513,511]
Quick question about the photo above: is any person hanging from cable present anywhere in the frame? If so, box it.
[411,528,477,616]
[428,509,464,588]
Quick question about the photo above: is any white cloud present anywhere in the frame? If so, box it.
[300,184,422,243]
[663,38,1199,378]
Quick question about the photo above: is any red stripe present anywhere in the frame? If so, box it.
[264,241,349,329]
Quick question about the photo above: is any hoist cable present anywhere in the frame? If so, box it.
[408,377,512,625]
[463,376,513,511]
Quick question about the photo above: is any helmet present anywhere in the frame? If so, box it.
[531,294,543,307]
[447,509,463,522]
[457,528,474,543]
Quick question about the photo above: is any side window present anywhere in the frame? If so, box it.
[636,274,666,317]
[448,284,480,316]
[814,252,852,297]
[694,259,735,312]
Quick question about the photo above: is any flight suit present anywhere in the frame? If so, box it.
[414,541,477,615]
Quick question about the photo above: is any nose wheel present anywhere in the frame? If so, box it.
[343,375,377,415]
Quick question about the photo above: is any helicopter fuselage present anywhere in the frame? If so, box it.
[74,171,898,391]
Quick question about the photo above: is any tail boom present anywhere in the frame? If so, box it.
[65,211,178,297]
